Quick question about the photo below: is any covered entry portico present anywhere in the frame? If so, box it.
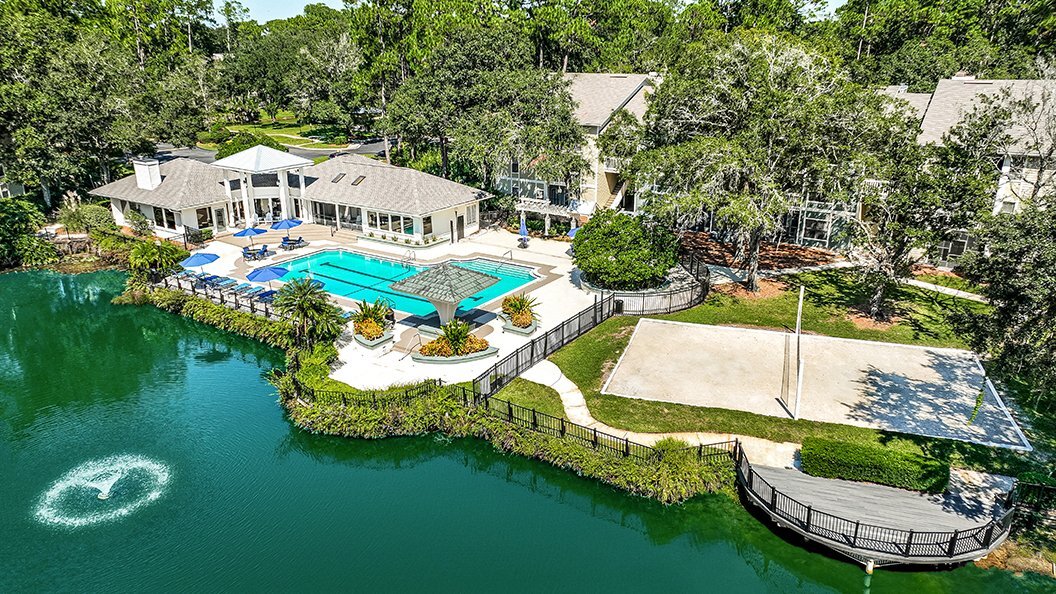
[211,146,313,227]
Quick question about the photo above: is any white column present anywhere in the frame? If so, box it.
[278,170,291,220]
[544,213,551,236]
[298,168,308,222]
[242,173,255,226]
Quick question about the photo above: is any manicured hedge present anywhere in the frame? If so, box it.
[800,437,950,493]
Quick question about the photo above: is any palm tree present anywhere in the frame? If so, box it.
[273,278,345,348]
[128,241,184,287]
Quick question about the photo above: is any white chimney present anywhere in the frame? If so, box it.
[132,158,162,190]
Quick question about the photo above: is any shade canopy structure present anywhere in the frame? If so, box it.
[389,262,499,324]
[180,252,219,269]
[211,145,312,174]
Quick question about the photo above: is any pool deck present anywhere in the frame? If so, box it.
[200,224,597,388]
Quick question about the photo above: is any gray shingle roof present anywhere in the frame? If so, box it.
[301,155,488,216]
[89,158,228,210]
[390,262,499,304]
[879,86,933,121]
[565,73,652,128]
[919,79,1056,150]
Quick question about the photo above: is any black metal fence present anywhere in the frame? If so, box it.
[447,384,736,464]
[736,445,1015,560]
[1010,481,1056,536]
[599,251,712,316]
[473,294,617,396]
[159,275,276,319]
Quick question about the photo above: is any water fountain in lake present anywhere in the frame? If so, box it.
[35,455,171,527]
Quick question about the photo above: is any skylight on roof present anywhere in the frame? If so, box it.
[331,173,346,183]
[351,175,366,186]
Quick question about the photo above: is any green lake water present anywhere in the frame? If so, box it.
[1,270,1050,593]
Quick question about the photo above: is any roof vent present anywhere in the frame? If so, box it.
[331,173,345,183]
[351,175,366,186]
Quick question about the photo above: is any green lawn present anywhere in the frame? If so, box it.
[227,117,349,149]
[496,378,566,418]
[915,272,985,295]
[544,269,1039,476]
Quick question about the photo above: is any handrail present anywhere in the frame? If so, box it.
[734,445,1014,561]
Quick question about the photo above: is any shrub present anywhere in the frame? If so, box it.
[572,209,678,290]
[123,208,152,236]
[147,288,293,348]
[14,235,59,267]
[60,202,116,232]
[351,299,391,326]
[419,336,455,357]
[501,293,538,327]
[354,319,385,340]
[439,319,471,353]
[800,437,950,493]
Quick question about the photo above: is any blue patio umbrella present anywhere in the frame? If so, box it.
[567,226,580,238]
[180,252,219,274]
[270,218,302,238]
[247,265,288,289]
[233,226,266,246]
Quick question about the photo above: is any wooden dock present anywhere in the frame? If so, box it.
[734,445,1014,568]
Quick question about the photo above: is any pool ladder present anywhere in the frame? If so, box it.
[401,249,416,267]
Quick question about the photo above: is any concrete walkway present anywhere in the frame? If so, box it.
[708,260,855,285]
[906,278,988,303]
[520,360,800,468]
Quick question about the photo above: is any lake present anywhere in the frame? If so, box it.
[0,271,1047,592]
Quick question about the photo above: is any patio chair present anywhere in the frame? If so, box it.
[242,247,257,261]
[255,245,269,260]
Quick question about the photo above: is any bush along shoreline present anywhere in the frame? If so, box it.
[282,383,737,504]
[130,288,735,504]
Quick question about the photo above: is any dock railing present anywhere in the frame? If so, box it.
[734,444,1015,561]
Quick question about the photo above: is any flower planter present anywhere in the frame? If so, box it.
[354,330,394,357]
[411,346,499,364]
[498,313,537,336]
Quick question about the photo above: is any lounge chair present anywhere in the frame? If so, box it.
[256,290,277,303]
[240,287,264,298]
[225,283,253,293]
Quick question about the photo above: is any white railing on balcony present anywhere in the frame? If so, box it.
[603,157,629,172]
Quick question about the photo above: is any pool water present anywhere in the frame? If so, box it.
[283,250,538,316]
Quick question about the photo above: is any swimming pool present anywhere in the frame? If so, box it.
[283,249,539,317]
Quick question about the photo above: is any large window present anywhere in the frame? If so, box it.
[195,208,211,228]
[367,210,414,235]
[802,216,829,241]
[466,204,477,225]
[152,207,177,230]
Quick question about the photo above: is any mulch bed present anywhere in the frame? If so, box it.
[681,231,840,270]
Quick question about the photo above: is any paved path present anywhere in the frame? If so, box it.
[520,360,800,468]
[708,260,856,285]
[906,278,988,303]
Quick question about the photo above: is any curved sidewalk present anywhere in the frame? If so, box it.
[520,360,800,468]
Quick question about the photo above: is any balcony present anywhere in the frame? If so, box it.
[603,157,629,173]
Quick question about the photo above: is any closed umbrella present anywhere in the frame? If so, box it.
[233,226,266,247]
[247,265,288,290]
[180,252,219,274]
[271,218,302,239]
[519,216,528,239]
